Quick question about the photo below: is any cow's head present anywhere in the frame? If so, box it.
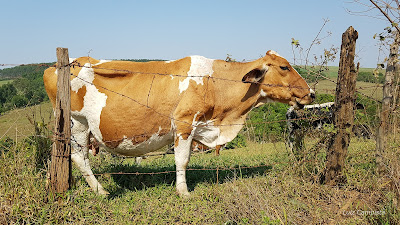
[242,50,315,109]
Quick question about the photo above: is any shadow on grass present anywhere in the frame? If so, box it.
[95,162,273,197]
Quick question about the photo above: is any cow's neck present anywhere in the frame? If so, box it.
[212,59,264,125]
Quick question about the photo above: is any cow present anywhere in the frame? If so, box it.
[43,50,315,197]
[286,102,334,155]
[286,102,372,158]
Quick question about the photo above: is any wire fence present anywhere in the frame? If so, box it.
[0,58,397,148]
[1,56,399,183]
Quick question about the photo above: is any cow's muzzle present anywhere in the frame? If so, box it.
[291,89,315,110]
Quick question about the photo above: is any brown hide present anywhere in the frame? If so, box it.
[43,51,313,151]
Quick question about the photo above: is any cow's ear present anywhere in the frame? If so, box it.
[242,67,268,83]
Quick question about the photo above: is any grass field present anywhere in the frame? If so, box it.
[322,66,383,79]
[312,79,383,100]
[1,133,399,224]
[0,79,12,87]
[0,101,53,139]
[0,69,396,224]
[1,101,399,224]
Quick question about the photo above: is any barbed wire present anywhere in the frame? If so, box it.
[3,60,394,140]
[1,58,387,150]
[80,145,380,178]
[0,60,390,102]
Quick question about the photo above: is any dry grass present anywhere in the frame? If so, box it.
[1,134,399,224]
[311,79,383,101]
[0,99,398,224]
[0,101,53,139]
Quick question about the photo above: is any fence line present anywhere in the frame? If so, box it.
[0,58,391,149]
[1,58,388,150]
[2,55,396,190]
[65,60,383,122]
[0,60,388,102]
[81,145,380,178]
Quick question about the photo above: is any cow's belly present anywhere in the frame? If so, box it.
[102,130,174,157]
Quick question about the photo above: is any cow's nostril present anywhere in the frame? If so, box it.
[310,92,315,99]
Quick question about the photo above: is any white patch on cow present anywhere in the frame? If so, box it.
[193,120,220,147]
[104,127,174,157]
[170,74,174,80]
[260,89,268,98]
[191,112,220,148]
[70,61,108,142]
[94,60,111,65]
[179,56,214,93]
[69,58,76,63]
[192,113,245,148]
[254,90,275,108]
[70,63,92,92]
[165,60,175,64]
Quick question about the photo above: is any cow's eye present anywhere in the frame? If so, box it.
[280,66,289,71]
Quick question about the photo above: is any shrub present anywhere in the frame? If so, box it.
[246,102,289,142]
[293,66,329,83]
[357,71,384,84]
[225,133,247,149]
[11,95,28,108]
[0,136,14,153]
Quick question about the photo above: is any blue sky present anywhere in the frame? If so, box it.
[0,0,390,68]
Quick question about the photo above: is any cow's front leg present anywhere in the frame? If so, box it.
[174,133,193,197]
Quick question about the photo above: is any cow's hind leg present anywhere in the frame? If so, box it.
[70,118,109,195]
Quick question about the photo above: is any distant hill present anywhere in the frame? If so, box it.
[0,59,165,80]
[0,63,53,80]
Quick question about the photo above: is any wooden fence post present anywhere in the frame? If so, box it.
[376,31,400,174]
[322,27,359,185]
[48,47,72,195]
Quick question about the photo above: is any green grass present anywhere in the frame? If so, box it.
[2,131,399,224]
[0,101,53,139]
[311,79,383,100]
[0,71,395,224]
[323,66,382,78]
[0,79,12,87]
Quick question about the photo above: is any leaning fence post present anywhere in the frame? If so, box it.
[322,27,359,185]
[48,47,72,195]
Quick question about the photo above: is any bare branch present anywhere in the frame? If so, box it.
[305,19,330,68]
[370,0,400,33]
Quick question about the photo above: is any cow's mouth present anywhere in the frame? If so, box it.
[289,90,315,109]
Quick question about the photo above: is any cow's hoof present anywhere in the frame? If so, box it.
[98,189,110,195]
[176,185,190,198]
[177,190,190,198]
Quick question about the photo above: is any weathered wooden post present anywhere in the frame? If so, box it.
[322,27,359,185]
[48,47,72,195]
[376,31,400,174]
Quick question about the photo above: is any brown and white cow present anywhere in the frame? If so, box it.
[43,50,314,196]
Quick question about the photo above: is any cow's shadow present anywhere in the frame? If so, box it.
[95,160,272,197]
